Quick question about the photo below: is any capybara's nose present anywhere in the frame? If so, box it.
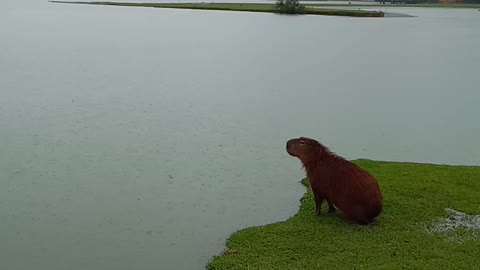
[286,139,292,152]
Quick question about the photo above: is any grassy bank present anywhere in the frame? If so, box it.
[207,160,480,269]
[50,2,385,17]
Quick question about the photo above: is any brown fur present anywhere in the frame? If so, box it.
[286,137,383,225]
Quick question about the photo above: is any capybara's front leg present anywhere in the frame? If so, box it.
[327,201,336,213]
[313,192,324,216]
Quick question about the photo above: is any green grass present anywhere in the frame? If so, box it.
[207,160,480,269]
[49,2,385,17]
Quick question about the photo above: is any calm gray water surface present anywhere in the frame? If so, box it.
[1,1,480,269]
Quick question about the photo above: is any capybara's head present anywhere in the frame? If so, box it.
[286,137,320,161]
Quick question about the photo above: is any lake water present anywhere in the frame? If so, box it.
[1,1,479,269]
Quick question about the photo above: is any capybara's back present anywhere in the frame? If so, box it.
[286,137,383,225]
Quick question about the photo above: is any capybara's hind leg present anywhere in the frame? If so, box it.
[345,205,370,225]
[367,212,380,225]
[313,192,324,216]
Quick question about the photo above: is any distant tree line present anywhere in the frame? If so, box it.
[275,0,305,14]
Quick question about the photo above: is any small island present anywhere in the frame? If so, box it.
[50,1,386,17]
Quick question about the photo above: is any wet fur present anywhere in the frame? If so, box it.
[286,137,383,225]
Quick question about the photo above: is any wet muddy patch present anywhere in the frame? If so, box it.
[426,208,480,243]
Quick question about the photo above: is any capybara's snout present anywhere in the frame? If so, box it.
[286,139,296,156]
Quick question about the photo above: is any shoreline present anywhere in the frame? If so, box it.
[308,3,480,9]
[206,159,480,269]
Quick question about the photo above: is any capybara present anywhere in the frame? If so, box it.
[286,137,383,225]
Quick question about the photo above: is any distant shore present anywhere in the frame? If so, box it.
[308,2,480,9]
[49,1,386,17]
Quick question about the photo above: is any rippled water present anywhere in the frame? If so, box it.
[1,1,479,269]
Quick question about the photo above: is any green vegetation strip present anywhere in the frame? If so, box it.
[207,160,480,269]
[308,3,480,8]
[50,1,385,17]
